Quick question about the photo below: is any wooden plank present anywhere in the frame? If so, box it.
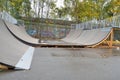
[109,29,113,48]
[0,64,8,70]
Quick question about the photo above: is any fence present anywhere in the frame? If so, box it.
[71,15,120,40]
[0,11,71,40]
[72,15,120,30]
[25,22,71,40]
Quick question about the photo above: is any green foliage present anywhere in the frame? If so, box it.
[104,0,120,17]
[71,1,99,22]
[63,0,120,22]
[9,0,31,18]
[0,0,31,18]
[0,0,120,22]
[9,0,23,18]
[0,0,8,11]
[22,0,31,17]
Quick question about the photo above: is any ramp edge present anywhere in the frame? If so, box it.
[15,47,35,70]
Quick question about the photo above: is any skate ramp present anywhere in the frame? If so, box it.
[62,28,112,47]
[0,19,34,69]
[4,20,39,45]
[2,17,112,48]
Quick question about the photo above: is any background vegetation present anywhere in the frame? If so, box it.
[0,0,120,22]
[0,0,120,40]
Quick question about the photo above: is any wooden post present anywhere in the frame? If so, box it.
[0,64,8,70]
[109,29,113,48]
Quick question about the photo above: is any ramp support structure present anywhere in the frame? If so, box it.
[91,28,114,48]
[106,29,113,48]
[109,29,113,48]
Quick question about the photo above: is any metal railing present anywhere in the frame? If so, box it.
[72,15,120,30]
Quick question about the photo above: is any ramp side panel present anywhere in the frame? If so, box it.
[15,47,35,70]
[0,19,34,69]
[0,19,28,66]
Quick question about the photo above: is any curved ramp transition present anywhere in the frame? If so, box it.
[62,28,112,47]
[0,19,34,70]
[4,21,39,45]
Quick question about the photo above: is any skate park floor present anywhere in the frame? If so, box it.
[0,48,120,80]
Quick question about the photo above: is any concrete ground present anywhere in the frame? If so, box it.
[0,48,120,80]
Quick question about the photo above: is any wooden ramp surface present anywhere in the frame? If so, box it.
[0,19,34,69]
[62,28,112,47]
[4,21,39,45]
[4,19,113,48]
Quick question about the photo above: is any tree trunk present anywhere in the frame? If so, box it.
[46,0,50,18]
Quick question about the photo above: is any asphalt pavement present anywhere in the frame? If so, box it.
[0,48,120,80]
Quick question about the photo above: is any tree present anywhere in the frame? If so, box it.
[46,0,56,18]
[7,0,31,18]
[9,0,23,18]
[63,0,79,20]
[62,0,120,22]
[0,0,4,11]
[22,0,31,17]
[0,0,10,12]
[104,0,120,17]
[70,0,98,22]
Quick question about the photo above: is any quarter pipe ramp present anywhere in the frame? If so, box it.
[62,28,112,47]
[0,19,34,69]
[4,21,39,45]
